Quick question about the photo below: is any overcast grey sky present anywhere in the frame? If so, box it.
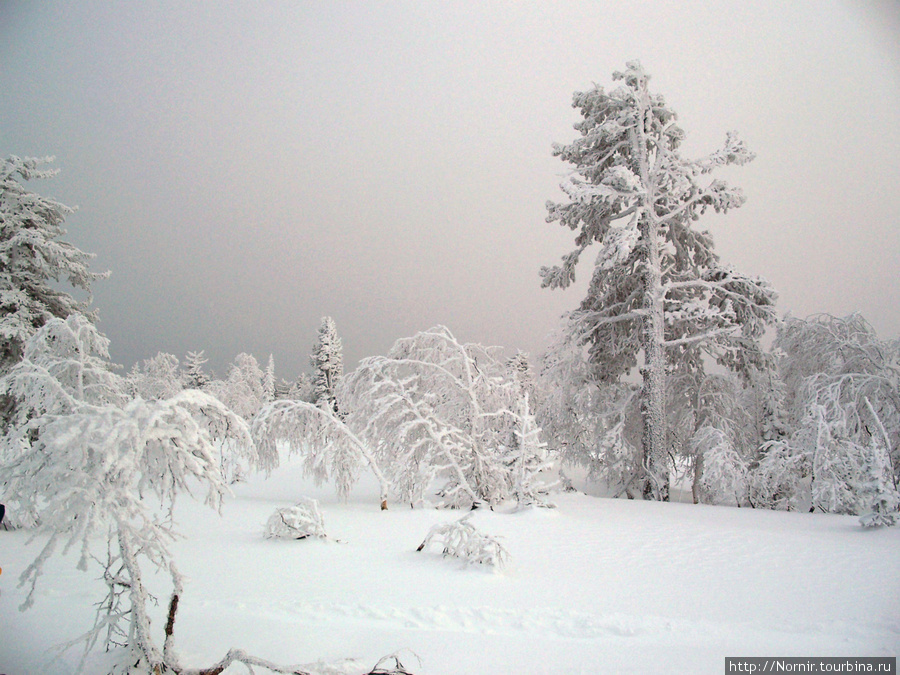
[2,1,898,380]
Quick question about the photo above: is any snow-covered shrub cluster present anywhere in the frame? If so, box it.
[264,498,328,540]
[416,514,509,569]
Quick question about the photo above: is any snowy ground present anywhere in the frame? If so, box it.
[2,462,898,674]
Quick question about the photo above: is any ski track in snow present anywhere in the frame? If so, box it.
[193,598,899,646]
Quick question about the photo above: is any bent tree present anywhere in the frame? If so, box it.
[542,62,777,500]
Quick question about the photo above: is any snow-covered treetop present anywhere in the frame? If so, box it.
[183,349,210,389]
[541,60,755,293]
[207,352,269,421]
[127,352,183,401]
[541,61,776,381]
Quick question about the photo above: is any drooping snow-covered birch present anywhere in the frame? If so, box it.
[763,313,900,514]
[541,62,777,499]
[0,316,296,673]
[251,398,390,508]
[343,326,553,508]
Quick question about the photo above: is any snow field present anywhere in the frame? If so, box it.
[1,462,898,674]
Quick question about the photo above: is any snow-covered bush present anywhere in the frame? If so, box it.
[264,498,328,540]
[416,514,508,569]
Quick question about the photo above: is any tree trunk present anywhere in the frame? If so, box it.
[639,213,669,502]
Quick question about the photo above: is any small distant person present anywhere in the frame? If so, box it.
[0,503,5,527]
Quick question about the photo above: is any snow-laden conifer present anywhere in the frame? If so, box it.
[264,353,276,403]
[183,349,210,390]
[0,156,107,376]
[507,392,555,508]
[310,316,343,415]
[541,62,777,500]
[858,440,900,528]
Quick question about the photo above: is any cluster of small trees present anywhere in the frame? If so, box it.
[2,61,898,673]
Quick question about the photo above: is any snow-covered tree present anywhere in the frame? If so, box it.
[858,440,900,528]
[0,156,107,375]
[286,371,316,402]
[203,352,270,481]
[507,392,555,508]
[538,328,642,496]
[763,314,900,514]
[251,398,390,507]
[310,316,343,415]
[343,326,553,509]
[506,350,534,396]
[689,425,749,507]
[540,62,777,500]
[182,349,209,390]
[264,353,276,403]
[749,439,806,511]
[207,352,268,421]
[127,351,183,400]
[0,317,344,674]
[1,314,123,527]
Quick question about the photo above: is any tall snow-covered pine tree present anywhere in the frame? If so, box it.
[541,62,777,500]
